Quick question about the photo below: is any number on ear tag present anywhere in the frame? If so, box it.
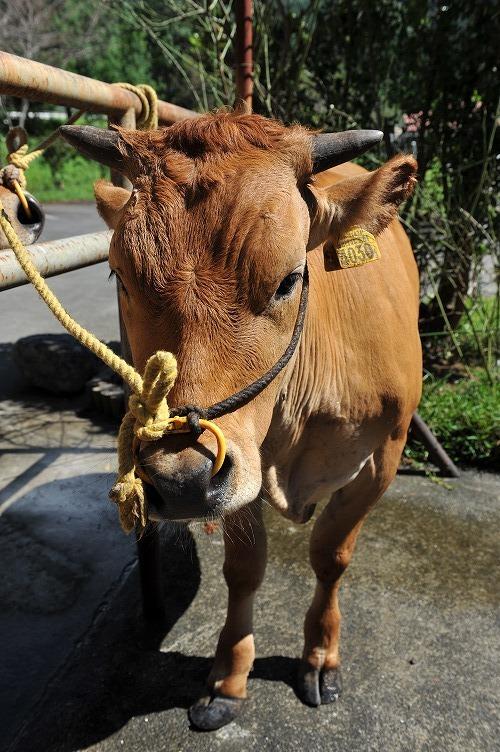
[324,226,381,271]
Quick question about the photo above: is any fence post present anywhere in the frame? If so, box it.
[235,0,254,110]
[410,412,460,478]
[108,108,165,621]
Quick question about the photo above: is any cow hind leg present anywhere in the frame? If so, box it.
[297,436,405,707]
[189,498,267,731]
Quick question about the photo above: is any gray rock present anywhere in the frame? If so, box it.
[13,333,102,394]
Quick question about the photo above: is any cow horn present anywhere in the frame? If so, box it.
[59,125,128,174]
[311,130,383,173]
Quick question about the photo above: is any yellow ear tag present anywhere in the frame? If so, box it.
[324,226,381,270]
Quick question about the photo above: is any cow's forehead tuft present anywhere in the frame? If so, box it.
[117,110,312,182]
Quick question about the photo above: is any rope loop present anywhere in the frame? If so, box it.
[130,350,177,442]
[5,145,44,189]
[186,411,204,437]
[114,83,159,130]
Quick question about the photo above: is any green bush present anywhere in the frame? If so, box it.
[455,297,499,373]
[24,153,106,203]
[408,369,499,469]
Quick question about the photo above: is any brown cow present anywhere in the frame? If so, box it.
[61,112,420,731]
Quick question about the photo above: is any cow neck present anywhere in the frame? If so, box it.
[171,263,310,434]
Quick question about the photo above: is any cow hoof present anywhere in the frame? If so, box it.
[188,694,245,731]
[320,667,343,704]
[296,662,342,707]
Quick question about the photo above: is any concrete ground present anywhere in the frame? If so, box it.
[0,202,125,750]
[1,204,499,751]
[1,384,499,752]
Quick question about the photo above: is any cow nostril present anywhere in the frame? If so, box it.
[137,442,234,520]
[208,452,233,497]
[212,451,232,479]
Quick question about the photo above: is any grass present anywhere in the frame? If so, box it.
[23,155,107,203]
[454,296,499,379]
[407,368,499,469]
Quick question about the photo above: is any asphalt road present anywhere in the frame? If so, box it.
[0,203,118,343]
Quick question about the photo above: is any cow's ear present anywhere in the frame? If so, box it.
[94,179,131,229]
[307,155,417,255]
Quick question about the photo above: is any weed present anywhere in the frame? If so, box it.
[407,369,499,469]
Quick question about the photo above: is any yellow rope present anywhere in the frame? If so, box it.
[7,144,45,189]
[114,83,159,130]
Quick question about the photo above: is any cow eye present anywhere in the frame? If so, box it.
[108,269,128,296]
[274,272,302,299]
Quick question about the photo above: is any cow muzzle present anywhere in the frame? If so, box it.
[137,438,234,521]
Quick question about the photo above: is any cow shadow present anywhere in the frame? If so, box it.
[24,648,300,752]
[9,515,300,752]
[37,645,300,752]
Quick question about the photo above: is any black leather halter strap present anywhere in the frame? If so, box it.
[172,264,309,435]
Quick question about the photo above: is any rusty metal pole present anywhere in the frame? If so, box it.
[0,51,197,125]
[235,0,254,111]
[0,231,110,290]
[108,108,165,621]
[410,412,460,478]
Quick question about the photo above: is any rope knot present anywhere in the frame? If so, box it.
[0,163,23,190]
[174,404,207,437]
[110,350,178,533]
[109,471,147,534]
[4,145,44,190]
[128,392,169,441]
[130,351,178,442]
[8,144,31,173]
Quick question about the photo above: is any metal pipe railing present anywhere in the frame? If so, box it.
[0,51,197,125]
[0,231,110,291]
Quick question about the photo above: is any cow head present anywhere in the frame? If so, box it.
[61,113,416,523]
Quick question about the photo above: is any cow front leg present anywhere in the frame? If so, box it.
[189,498,267,730]
[298,438,405,707]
